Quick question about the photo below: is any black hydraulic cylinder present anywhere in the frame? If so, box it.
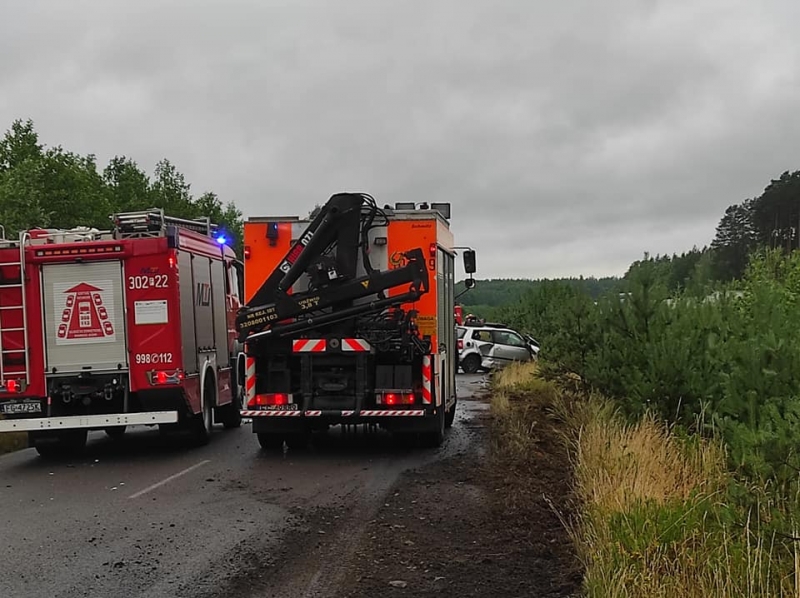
[247,193,364,308]
[235,248,429,341]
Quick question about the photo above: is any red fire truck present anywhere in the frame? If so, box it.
[0,210,245,457]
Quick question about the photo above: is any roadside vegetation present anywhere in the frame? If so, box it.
[489,245,800,595]
[484,168,800,596]
[0,427,27,455]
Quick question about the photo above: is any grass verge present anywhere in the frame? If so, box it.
[490,361,800,597]
[0,431,27,455]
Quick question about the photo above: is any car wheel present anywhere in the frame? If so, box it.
[461,353,481,374]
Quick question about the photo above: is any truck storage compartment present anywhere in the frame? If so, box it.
[41,260,128,373]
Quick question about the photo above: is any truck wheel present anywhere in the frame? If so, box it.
[257,433,284,451]
[193,377,215,445]
[445,396,457,428]
[105,426,126,440]
[33,429,88,459]
[220,382,243,430]
[461,354,481,374]
[285,433,310,450]
[422,404,446,448]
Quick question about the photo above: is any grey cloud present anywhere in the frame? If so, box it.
[1,0,799,278]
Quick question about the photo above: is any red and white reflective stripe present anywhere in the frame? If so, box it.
[435,354,442,406]
[240,410,303,417]
[421,355,432,404]
[341,338,371,352]
[245,357,256,405]
[240,409,425,417]
[360,410,425,417]
[293,339,326,352]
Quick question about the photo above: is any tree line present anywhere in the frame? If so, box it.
[5,116,794,293]
[0,119,244,255]
[460,167,800,317]
[625,169,800,290]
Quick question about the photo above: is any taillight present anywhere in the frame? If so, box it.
[247,393,291,408]
[148,369,184,385]
[376,391,415,406]
[457,339,463,350]
[1,379,24,393]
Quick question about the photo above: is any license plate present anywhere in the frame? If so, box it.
[1,401,42,415]
[262,403,298,411]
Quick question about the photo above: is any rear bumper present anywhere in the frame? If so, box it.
[245,408,436,434]
[242,409,426,418]
[0,411,178,433]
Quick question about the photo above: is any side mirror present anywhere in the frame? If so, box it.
[464,278,476,289]
[463,249,476,274]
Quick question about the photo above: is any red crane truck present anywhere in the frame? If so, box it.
[0,210,245,457]
[235,193,476,450]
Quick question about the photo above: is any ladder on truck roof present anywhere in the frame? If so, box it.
[111,208,219,239]
[0,230,31,387]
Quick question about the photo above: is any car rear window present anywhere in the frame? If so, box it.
[457,327,467,339]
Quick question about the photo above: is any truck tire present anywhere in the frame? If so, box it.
[193,376,215,445]
[219,380,243,430]
[105,426,126,440]
[257,433,284,451]
[461,354,481,374]
[422,404,446,448]
[445,395,457,428]
[285,432,310,450]
[32,429,88,459]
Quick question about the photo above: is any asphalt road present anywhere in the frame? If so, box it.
[0,373,489,598]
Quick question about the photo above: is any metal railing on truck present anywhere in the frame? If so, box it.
[111,209,218,239]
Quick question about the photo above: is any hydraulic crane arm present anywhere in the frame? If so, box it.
[235,248,429,341]
[247,192,363,308]
[235,192,431,342]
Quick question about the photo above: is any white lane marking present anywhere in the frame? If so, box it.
[128,460,211,499]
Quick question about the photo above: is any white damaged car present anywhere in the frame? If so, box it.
[457,323,539,373]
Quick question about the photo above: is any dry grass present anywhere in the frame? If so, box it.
[573,408,726,512]
[489,363,800,598]
[573,402,800,597]
[490,361,560,463]
[0,431,27,455]
[493,360,542,392]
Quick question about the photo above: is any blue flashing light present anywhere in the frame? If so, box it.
[216,235,227,245]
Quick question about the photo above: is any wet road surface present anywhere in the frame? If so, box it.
[0,374,490,598]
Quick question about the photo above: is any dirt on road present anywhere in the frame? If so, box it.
[210,386,582,598]
[331,396,583,598]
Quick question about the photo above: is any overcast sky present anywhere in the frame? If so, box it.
[2,0,799,280]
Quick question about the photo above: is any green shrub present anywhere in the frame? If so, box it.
[498,248,800,485]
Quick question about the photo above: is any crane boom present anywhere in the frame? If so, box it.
[234,192,430,342]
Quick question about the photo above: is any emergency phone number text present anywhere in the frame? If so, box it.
[128,274,168,290]
[134,352,174,365]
